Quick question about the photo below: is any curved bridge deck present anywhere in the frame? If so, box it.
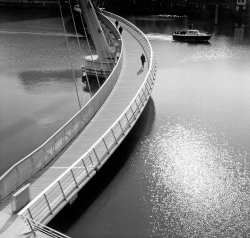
[0,15,155,238]
[28,21,148,199]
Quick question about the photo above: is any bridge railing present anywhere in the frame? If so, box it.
[19,12,156,228]
[0,14,123,201]
[24,217,70,238]
[102,10,153,63]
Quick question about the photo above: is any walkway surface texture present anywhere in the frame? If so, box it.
[0,21,148,238]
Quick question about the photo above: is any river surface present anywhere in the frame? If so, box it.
[1,7,250,238]
[0,7,91,175]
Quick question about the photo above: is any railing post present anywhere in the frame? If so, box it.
[103,139,109,154]
[147,74,152,86]
[26,218,36,237]
[28,208,34,220]
[145,82,151,94]
[130,106,136,120]
[44,194,53,215]
[58,181,67,200]
[93,148,101,165]
[125,113,131,127]
[70,169,78,188]
[135,99,141,113]
[82,158,90,177]
[118,121,125,135]
[142,87,148,99]
[89,154,94,166]
[138,93,144,107]
[111,129,117,143]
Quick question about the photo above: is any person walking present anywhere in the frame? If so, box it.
[140,53,146,69]
[119,26,123,35]
[115,20,118,28]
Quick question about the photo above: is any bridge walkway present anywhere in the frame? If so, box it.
[0,20,148,238]
[28,20,148,199]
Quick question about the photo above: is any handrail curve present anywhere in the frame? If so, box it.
[19,12,156,230]
[18,12,156,238]
[0,13,123,201]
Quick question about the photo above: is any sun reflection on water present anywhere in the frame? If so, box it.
[142,121,250,237]
[181,45,248,62]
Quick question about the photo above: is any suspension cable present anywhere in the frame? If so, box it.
[68,0,92,96]
[82,0,112,80]
[58,0,82,109]
[90,20,112,74]
[99,20,116,64]
[92,2,115,65]
[99,21,114,70]
[77,0,101,88]
[93,2,116,65]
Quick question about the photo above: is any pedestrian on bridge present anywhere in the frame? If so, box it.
[140,53,146,69]
[119,26,123,35]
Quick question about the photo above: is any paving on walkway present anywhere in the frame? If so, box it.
[0,22,148,238]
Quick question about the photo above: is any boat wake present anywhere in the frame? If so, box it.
[146,33,173,42]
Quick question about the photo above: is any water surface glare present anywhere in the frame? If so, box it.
[49,14,250,238]
[1,7,250,238]
[142,121,250,237]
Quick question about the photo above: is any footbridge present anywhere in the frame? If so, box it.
[0,2,156,238]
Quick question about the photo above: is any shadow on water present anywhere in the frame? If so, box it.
[81,76,106,94]
[18,69,83,93]
[49,97,156,233]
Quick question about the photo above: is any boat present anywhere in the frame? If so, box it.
[172,29,211,42]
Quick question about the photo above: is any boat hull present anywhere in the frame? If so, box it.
[172,34,211,42]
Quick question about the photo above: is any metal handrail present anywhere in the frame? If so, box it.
[0,12,123,201]
[19,12,156,238]
[23,217,70,238]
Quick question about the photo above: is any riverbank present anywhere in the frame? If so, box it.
[0,0,58,7]
[1,1,249,18]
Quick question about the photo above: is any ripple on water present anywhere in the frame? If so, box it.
[181,45,248,62]
[146,33,173,42]
[141,120,250,237]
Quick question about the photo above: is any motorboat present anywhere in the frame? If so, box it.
[172,29,211,42]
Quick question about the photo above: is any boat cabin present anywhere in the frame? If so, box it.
[187,30,200,35]
[174,30,200,35]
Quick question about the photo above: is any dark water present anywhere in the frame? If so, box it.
[0,7,91,175]
[50,15,250,238]
[1,7,250,238]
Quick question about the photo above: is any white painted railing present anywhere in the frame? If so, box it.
[24,217,70,238]
[19,13,156,238]
[0,12,123,201]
